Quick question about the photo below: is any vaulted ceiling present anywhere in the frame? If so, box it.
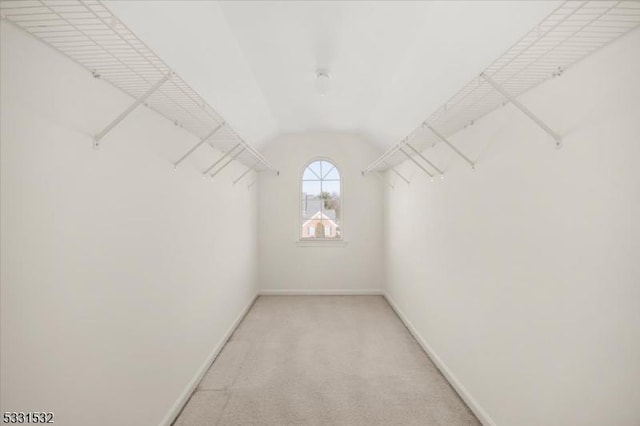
[105,1,561,150]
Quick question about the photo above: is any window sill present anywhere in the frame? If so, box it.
[296,239,349,248]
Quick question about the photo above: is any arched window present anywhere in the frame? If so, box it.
[301,159,341,239]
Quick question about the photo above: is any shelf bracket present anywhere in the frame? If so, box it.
[233,159,260,185]
[210,148,245,179]
[400,148,434,178]
[404,142,444,176]
[173,122,225,169]
[481,72,562,148]
[93,73,171,149]
[202,143,241,175]
[423,123,475,169]
[384,161,410,185]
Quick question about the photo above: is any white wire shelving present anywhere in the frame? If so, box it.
[362,0,640,181]
[0,0,278,181]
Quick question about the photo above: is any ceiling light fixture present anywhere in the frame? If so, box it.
[315,70,330,96]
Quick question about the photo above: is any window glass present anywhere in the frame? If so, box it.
[301,160,341,239]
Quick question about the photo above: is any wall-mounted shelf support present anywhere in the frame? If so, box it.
[210,148,246,179]
[400,148,433,178]
[405,142,444,175]
[233,160,260,185]
[202,143,241,175]
[423,123,475,169]
[174,122,225,169]
[385,161,410,185]
[93,73,171,149]
[480,73,562,148]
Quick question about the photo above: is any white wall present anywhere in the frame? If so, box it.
[385,29,640,426]
[258,133,384,293]
[0,22,258,426]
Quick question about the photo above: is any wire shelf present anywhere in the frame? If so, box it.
[363,0,640,175]
[0,0,277,175]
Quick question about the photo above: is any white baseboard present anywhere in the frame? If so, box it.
[383,292,496,426]
[159,293,258,426]
[258,289,384,296]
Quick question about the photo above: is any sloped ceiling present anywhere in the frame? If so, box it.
[105,1,561,150]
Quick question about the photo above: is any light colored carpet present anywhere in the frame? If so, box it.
[174,296,480,426]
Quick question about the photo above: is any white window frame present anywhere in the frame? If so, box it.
[297,157,347,247]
